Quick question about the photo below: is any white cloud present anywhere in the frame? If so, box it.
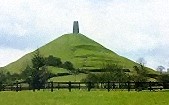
[0,0,169,69]
[0,23,27,37]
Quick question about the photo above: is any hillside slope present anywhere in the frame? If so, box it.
[4,33,150,74]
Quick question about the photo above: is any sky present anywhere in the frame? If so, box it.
[0,0,169,70]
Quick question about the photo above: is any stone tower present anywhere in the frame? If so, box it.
[73,21,79,34]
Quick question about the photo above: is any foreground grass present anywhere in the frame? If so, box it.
[0,90,169,105]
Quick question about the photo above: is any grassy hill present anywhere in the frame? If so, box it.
[3,33,155,75]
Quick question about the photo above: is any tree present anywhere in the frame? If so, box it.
[26,49,50,90]
[133,65,148,82]
[157,66,165,74]
[137,57,147,66]
[83,64,129,83]
[62,61,78,81]
[0,71,5,90]
[63,61,74,71]
[0,71,20,85]
[82,73,98,82]
[20,65,33,82]
[7,73,20,84]
[103,63,129,82]
[71,68,79,82]
[0,71,6,85]
[167,68,169,73]
[31,49,46,70]
[46,55,62,67]
[158,74,169,82]
[133,57,148,82]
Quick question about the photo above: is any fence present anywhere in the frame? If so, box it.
[0,81,169,92]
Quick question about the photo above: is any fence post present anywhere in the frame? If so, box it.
[162,82,166,89]
[68,81,71,92]
[100,82,103,89]
[16,81,18,92]
[78,82,80,90]
[112,82,115,89]
[10,85,13,91]
[2,84,4,91]
[127,81,130,92]
[33,87,35,92]
[58,82,60,90]
[19,83,22,91]
[0,83,2,91]
[149,81,152,91]
[88,82,91,91]
[135,82,138,91]
[51,81,53,92]
[107,81,110,92]
[28,83,31,90]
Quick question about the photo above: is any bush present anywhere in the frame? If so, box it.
[62,61,74,70]
[132,65,148,82]
[46,55,62,67]
[158,74,169,82]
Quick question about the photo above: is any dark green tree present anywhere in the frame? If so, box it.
[72,69,80,82]
[0,71,6,86]
[0,71,18,89]
[158,74,169,82]
[32,49,46,70]
[83,64,129,83]
[20,65,33,82]
[46,55,62,67]
[25,49,51,90]
[0,71,20,85]
[102,64,129,82]
[82,73,99,82]
[63,61,74,70]
[133,65,148,82]
[31,50,48,90]
[62,61,78,81]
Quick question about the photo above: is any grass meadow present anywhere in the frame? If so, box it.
[0,90,169,105]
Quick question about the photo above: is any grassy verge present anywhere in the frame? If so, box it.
[0,90,169,105]
[49,73,87,82]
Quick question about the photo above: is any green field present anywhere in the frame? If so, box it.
[0,90,169,105]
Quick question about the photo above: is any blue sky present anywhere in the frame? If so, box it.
[0,0,169,70]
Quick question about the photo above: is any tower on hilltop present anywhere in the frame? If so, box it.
[73,21,79,34]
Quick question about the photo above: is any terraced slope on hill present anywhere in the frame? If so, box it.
[3,33,153,74]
